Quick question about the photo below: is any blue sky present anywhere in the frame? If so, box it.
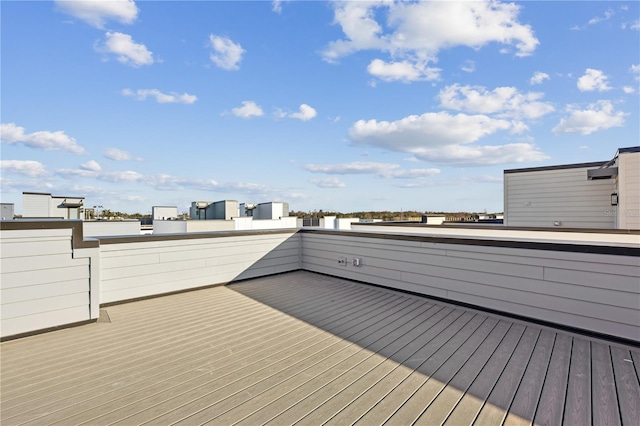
[1,0,639,215]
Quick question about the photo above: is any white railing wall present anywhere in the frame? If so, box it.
[99,231,301,304]
[1,222,638,343]
[0,223,98,338]
[301,231,640,342]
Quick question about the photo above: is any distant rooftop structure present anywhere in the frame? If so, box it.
[22,192,85,220]
[152,206,178,220]
[504,146,640,229]
[190,200,238,220]
[1,203,14,220]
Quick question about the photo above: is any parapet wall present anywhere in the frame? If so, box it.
[1,221,638,343]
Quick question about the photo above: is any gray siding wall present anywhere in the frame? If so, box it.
[0,228,93,338]
[301,232,640,342]
[504,167,616,228]
[99,232,301,303]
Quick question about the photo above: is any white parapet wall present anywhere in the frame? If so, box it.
[2,221,638,343]
[98,230,301,304]
[83,220,142,237]
[301,229,640,342]
[0,221,99,338]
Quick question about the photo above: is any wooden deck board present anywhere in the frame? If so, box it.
[563,337,591,426]
[534,333,572,426]
[610,346,640,426]
[473,326,540,425]
[1,270,637,426]
[592,342,622,425]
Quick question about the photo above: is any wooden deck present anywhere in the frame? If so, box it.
[1,270,639,425]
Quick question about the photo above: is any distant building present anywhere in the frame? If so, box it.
[152,206,178,220]
[190,200,238,220]
[253,202,289,220]
[22,192,85,220]
[1,203,15,220]
[504,146,639,229]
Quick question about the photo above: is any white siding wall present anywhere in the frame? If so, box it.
[152,206,178,220]
[83,220,141,237]
[99,232,301,303]
[0,228,94,338]
[504,166,616,228]
[301,232,640,342]
[22,193,51,218]
[618,152,640,229]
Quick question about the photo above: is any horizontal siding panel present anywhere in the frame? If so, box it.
[0,228,73,240]
[102,258,208,280]
[1,264,89,289]
[0,253,78,274]
[309,242,544,280]
[0,239,72,258]
[102,265,216,291]
[100,253,161,269]
[1,293,88,320]
[441,243,640,267]
[1,279,88,304]
[0,306,90,338]
[505,187,612,196]
[101,276,222,303]
[303,239,446,258]
[100,237,297,259]
[445,248,640,281]
[544,267,640,293]
[447,290,639,341]
[399,271,638,326]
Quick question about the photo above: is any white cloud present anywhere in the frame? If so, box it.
[552,100,626,135]
[460,60,475,73]
[122,88,197,104]
[272,1,289,14]
[438,84,555,120]
[348,111,548,166]
[310,177,346,188]
[1,160,48,177]
[231,101,264,119]
[412,143,549,165]
[530,71,550,85]
[289,104,317,121]
[588,9,614,25]
[105,148,140,161]
[631,64,640,81]
[99,32,154,67]
[80,160,101,171]
[577,69,611,92]
[305,162,399,176]
[100,170,144,182]
[323,0,538,82]
[305,161,439,178]
[0,123,86,154]
[55,0,138,29]
[623,86,635,94]
[367,59,440,83]
[208,34,245,70]
[350,112,515,151]
[55,168,99,178]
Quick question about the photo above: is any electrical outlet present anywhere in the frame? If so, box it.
[338,257,347,266]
